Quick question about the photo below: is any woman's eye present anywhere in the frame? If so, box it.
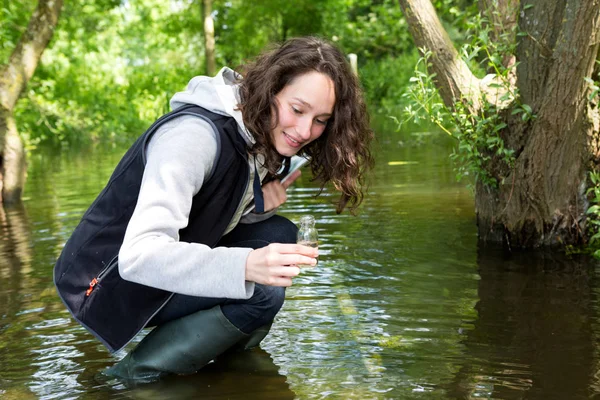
[292,107,302,115]
[315,119,328,125]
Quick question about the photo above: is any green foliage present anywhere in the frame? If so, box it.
[320,0,467,119]
[359,51,421,115]
[586,67,600,257]
[586,170,600,259]
[401,7,535,188]
[586,77,600,101]
[0,0,36,63]
[585,62,600,101]
[432,0,479,45]
[14,0,198,147]
[215,0,332,67]
[5,0,477,147]
[323,0,413,61]
[402,51,513,187]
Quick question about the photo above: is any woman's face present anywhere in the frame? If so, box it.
[271,71,336,157]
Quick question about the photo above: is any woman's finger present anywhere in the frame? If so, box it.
[269,243,319,256]
[262,180,289,210]
[265,276,294,287]
[281,169,301,189]
[269,265,301,277]
[276,254,318,267]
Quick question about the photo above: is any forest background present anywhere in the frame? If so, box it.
[0,0,470,148]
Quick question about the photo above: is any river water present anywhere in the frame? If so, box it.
[0,121,598,399]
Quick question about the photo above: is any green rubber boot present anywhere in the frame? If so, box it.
[228,323,272,352]
[103,305,248,383]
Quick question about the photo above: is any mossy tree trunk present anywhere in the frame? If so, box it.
[0,0,63,204]
[398,0,600,248]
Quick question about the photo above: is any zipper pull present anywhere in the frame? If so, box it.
[86,278,98,296]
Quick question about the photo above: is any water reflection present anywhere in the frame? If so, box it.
[0,202,32,318]
[0,202,37,399]
[74,348,294,400]
[447,248,597,400]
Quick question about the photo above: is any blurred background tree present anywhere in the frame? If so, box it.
[4,0,476,151]
[0,0,63,203]
[0,0,479,210]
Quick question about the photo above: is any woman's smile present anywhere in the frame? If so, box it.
[283,132,303,147]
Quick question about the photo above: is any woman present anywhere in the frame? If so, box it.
[53,36,374,382]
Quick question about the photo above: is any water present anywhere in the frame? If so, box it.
[0,122,598,399]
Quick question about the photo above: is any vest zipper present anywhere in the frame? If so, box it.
[86,255,119,296]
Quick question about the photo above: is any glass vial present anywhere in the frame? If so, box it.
[297,215,318,268]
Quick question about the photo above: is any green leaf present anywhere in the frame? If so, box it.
[586,205,600,214]
[590,232,600,243]
[494,122,507,132]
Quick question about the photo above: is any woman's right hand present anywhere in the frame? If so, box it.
[245,243,318,286]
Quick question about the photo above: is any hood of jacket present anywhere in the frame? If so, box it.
[170,67,254,146]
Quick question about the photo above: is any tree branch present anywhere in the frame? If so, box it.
[398,0,482,113]
[0,0,64,112]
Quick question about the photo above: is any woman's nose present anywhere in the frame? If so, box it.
[297,118,312,140]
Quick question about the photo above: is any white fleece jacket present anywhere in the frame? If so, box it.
[118,68,270,300]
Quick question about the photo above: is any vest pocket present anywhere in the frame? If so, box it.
[85,255,119,297]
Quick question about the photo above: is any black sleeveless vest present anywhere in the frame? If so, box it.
[53,105,249,352]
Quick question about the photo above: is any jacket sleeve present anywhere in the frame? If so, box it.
[118,115,255,299]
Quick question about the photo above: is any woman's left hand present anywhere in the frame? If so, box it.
[262,169,301,211]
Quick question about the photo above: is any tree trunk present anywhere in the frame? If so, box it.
[399,0,600,248]
[202,0,216,76]
[398,0,483,112]
[478,0,600,248]
[0,111,26,203]
[0,0,63,204]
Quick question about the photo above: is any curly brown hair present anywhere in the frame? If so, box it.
[238,36,374,214]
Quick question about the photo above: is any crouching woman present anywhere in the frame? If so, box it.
[53,36,373,383]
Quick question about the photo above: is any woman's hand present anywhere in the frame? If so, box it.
[261,169,302,211]
[245,243,318,286]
